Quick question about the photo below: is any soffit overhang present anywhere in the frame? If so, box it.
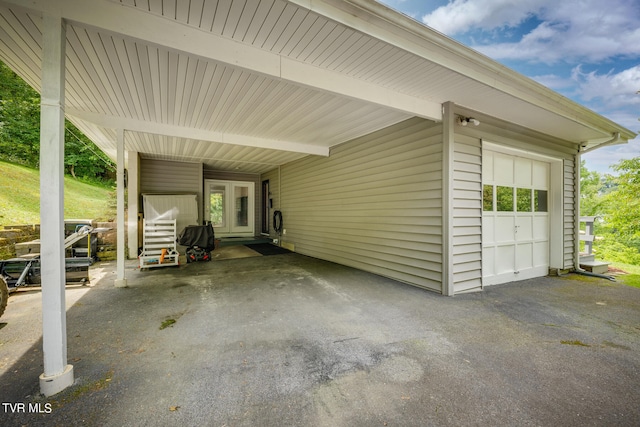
[0,0,633,173]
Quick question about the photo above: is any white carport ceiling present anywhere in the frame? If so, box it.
[0,0,634,174]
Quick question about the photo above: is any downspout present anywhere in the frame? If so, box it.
[573,134,619,281]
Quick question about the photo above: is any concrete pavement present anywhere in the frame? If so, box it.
[1,252,639,426]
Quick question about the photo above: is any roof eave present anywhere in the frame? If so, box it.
[292,0,636,143]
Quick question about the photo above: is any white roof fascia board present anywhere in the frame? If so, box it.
[293,0,635,141]
[66,108,330,156]
[3,0,442,121]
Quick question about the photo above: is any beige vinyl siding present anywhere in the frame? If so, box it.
[563,158,576,269]
[140,158,203,223]
[452,134,483,293]
[279,117,443,292]
[456,110,577,289]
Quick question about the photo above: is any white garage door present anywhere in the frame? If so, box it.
[482,150,550,286]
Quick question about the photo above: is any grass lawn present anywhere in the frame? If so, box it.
[609,262,640,289]
[0,160,114,226]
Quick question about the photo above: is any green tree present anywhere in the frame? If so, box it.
[580,160,604,216]
[64,121,115,181]
[0,63,41,167]
[0,61,115,182]
[585,157,640,265]
[604,158,640,238]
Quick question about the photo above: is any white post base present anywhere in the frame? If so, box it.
[39,364,74,397]
[115,278,128,288]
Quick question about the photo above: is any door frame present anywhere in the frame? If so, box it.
[481,142,564,286]
[204,179,255,237]
[261,179,270,235]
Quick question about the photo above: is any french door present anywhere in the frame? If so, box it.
[204,180,254,236]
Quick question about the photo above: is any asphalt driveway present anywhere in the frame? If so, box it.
[1,252,639,426]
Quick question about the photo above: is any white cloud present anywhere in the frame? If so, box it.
[572,65,640,108]
[579,78,640,174]
[423,0,548,35]
[583,139,640,174]
[423,0,640,63]
[385,0,640,173]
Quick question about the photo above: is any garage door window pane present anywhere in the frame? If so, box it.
[496,186,514,211]
[517,188,532,212]
[483,185,494,211]
[535,190,548,212]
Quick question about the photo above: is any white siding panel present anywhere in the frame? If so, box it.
[459,121,578,282]
[563,158,576,269]
[452,134,483,293]
[280,118,443,292]
[142,194,199,236]
[140,158,203,223]
[140,158,202,192]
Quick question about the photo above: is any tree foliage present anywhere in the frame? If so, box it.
[606,158,640,237]
[0,63,40,167]
[64,120,115,181]
[581,158,640,265]
[0,61,115,182]
[580,161,604,216]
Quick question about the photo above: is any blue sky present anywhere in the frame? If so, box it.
[379,0,640,174]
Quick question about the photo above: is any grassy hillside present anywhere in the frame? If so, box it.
[0,160,114,225]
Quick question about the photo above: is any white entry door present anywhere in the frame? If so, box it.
[205,180,254,237]
[482,151,550,286]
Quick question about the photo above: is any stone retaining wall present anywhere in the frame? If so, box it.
[0,222,117,260]
[0,225,40,259]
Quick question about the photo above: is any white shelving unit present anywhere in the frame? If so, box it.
[139,219,179,269]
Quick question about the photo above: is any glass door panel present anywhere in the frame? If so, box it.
[205,180,254,236]
[209,185,226,229]
[230,183,253,233]
[233,185,250,229]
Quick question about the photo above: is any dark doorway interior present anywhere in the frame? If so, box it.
[261,180,270,234]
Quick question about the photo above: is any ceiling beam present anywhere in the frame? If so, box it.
[141,153,291,169]
[4,0,442,122]
[66,108,330,156]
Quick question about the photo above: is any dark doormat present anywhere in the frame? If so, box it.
[245,243,291,256]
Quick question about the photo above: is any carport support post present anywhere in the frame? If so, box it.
[115,128,127,287]
[126,151,139,261]
[39,14,74,397]
[441,101,455,296]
